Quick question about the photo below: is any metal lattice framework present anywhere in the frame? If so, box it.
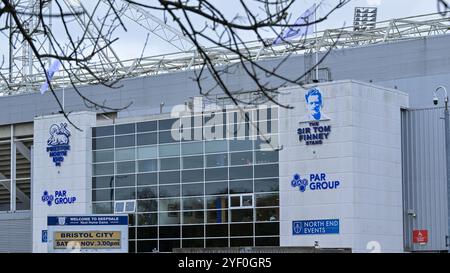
[111,0,195,52]
[1,12,450,96]
[0,0,195,95]
[4,0,52,94]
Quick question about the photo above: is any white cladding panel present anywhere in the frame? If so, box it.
[28,80,409,253]
[32,112,96,253]
[278,80,408,252]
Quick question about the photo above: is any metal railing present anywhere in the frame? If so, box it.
[1,12,449,96]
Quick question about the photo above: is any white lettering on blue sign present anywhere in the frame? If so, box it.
[42,230,48,243]
[47,215,128,226]
[291,173,340,192]
[293,219,340,235]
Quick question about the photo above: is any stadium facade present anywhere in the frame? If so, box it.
[0,20,450,253]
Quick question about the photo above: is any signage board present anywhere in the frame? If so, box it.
[413,230,428,245]
[293,219,340,235]
[297,87,332,145]
[46,123,71,167]
[291,173,341,193]
[42,230,48,243]
[53,231,122,249]
[47,215,128,253]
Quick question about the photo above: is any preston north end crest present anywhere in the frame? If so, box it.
[46,123,71,166]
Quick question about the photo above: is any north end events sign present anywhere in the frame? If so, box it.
[47,215,128,253]
[292,219,340,235]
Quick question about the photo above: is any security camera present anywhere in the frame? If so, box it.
[407,209,416,218]
[433,96,439,105]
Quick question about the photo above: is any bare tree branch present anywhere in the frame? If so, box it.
[0,0,349,129]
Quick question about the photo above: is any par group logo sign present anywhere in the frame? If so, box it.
[41,190,77,206]
[46,123,71,167]
[291,173,340,192]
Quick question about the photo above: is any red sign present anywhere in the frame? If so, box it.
[413,230,428,244]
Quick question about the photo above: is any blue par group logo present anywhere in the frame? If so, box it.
[291,174,309,192]
[46,123,71,167]
[291,173,340,192]
[41,191,54,206]
[41,190,76,206]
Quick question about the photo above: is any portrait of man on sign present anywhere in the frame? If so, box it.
[301,87,330,122]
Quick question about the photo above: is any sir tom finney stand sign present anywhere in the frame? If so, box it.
[297,87,332,145]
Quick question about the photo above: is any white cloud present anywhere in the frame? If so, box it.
[366,0,382,6]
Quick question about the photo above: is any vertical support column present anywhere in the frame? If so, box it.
[30,145,34,247]
[10,124,16,212]
[444,103,450,251]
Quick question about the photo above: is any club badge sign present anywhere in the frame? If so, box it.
[297,87,332,145]
[47,215,128,253]
[46,123,71,166]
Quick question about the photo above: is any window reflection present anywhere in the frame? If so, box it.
[255,193,279,207]
[159,198,180,211]
[92,117,280,252]
[137,199,157,212]
[159,212,180,225]
[182,197,204,210]
[94,150,114,163]
[183,211,204,224]
[206,210,228,224]
[206,196,228,209]
[137,146,157,159]
[256,208,279,222]
[206,154,228,167]
[138,213,158,226]
[137,186,157,199]
[230,209,253,222]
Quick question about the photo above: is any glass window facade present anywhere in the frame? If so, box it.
[92,107,279,252]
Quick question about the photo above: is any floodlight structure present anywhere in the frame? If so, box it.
[354,7,378,31]
[6,0,53,94]
[1,7,449,97]
[3,0,195,95]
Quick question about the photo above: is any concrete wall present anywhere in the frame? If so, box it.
[32,112,96,252]
[278,80,408,252]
